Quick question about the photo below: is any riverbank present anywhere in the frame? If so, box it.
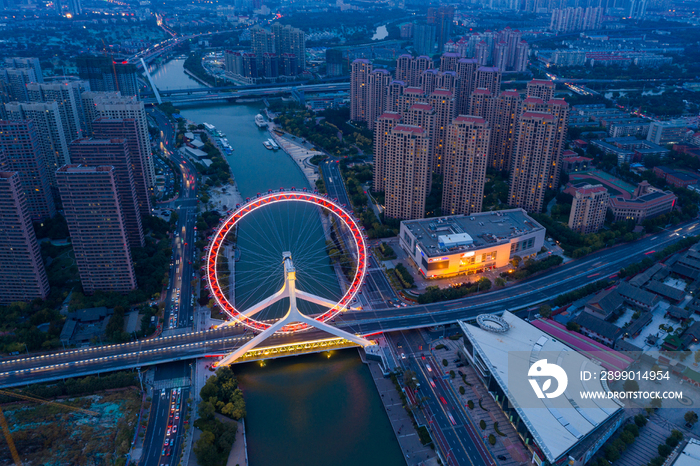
[268,125,321,186]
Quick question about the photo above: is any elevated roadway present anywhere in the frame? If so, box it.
[0,221,696,388]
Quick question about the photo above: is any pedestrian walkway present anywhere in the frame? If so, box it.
[226,419,248,466]
[366,359,438,466]
[153,377,191,390]
[432,336,529,465]
[616,419,671,466]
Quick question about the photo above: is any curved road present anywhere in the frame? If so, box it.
[0,221,697,388]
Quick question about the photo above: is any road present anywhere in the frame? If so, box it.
[0,221,697,388]
[142,386,190,466]
[321,159,350,207]
[392,330,493,466]
[148,108,200,330]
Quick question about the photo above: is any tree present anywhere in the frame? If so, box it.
[623,379,639,393]
[495,277,506,287]
[539,305,552,319]
[634,414,648,427]
[199,401,215,421]
[604,445,620,462]
[658,444,671,457]
[566,321,581,332]
[685,411,698,426]
[650,397,663,410]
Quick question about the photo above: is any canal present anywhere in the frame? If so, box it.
[149,58,404,466]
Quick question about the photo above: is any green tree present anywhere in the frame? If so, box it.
[539,305,552,319]
[685,411,698,425]
[623,379,639,393]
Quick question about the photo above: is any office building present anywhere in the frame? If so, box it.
[92,118,152,216]
[489,89,521,172]
[350,59,372,123]
[57,165,137,294]
[458,312,624,466]
[4,101,70,195]
[399,210,545,279]
[26,81,86,143]
[372,112,402,192]
[441,116,490,216]
[568,184,609,234]
[508,111,560,213]
[385,124,431,220]
[0,170,50,304]
[526,79,555,101]
[0,120,56,220]
[69,138,144,247]
[76,56,140,98]
[89,94,155,191]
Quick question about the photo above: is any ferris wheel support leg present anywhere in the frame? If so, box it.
[296,313,374,347]
[217,318,288,367]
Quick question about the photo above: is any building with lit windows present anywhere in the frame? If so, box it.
[399,209,545,279]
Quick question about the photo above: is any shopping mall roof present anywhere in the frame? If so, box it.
[401,208,543,258]
[459,312,624,464]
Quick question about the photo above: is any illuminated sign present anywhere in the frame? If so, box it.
[429,257,449,263]
[462,251,475,258]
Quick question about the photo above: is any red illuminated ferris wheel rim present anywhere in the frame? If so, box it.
[205,191,367,334]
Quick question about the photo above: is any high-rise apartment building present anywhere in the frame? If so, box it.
[440,53,460,73]
[27,81,86,143]
[272,23,306,72]
[350,59,372,123]
[385,80,405,113]
[455,58,478,115]
[0,120,56,220]
[372,112,402,192]
[442,116,490,216]
[413,24,436,57]
[80,91,120,136]
[508,111,560,213]
[428,89,455,174]
[366,69,392,130]
[4,101,70,195]
[385,124,431,220]
[76,56,140,98]
[526,79,555,101]
[0,68,37,102]
[474,66,501,97]
[251,26,275,56]
[4,58,43,82]
[57,165,137,294]
[395,55,412,83]
[489,89,521,172]
[469,88,494,124]
[89,94,155,191]
[92,118,152,216]
[568,184,609,234]
[428,5,454,53]
[0,170,50,304]
[69,138,144,247]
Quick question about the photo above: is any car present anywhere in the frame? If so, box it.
[429,379,436,388]
[440,396,447,405]
[170,439,174,446]
[164,440,169,447]
[497,455,507,461]
[426,364,432,372]
[162,449,166,456]
[401,353,406,359]
[173,425,177,433]
[686,422,694,428]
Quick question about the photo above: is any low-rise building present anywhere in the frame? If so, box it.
[584,287,624,320]
[399,209,546,279]
[562,155,592,172]
[573,311,622,346]
[616,282,660,310]
[608,181,676,224]
[647,121,688,145]
[459,312,624,466]
[652,166,700,188]
[590,136,669,164]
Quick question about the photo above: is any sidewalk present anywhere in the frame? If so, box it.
[269,128,321,186]
[366,357,438,466]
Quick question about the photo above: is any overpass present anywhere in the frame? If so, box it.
[0,221,696,388]
[142,82,350,105]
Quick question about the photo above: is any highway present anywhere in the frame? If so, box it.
[149,108,200,330]
[0,220,696,388]
[141,384,190,466]
[142,83,350,104]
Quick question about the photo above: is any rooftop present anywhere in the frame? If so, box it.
[401,209,543,258]
[460,312,623,464]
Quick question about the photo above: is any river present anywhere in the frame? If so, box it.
[149,58,404,466]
